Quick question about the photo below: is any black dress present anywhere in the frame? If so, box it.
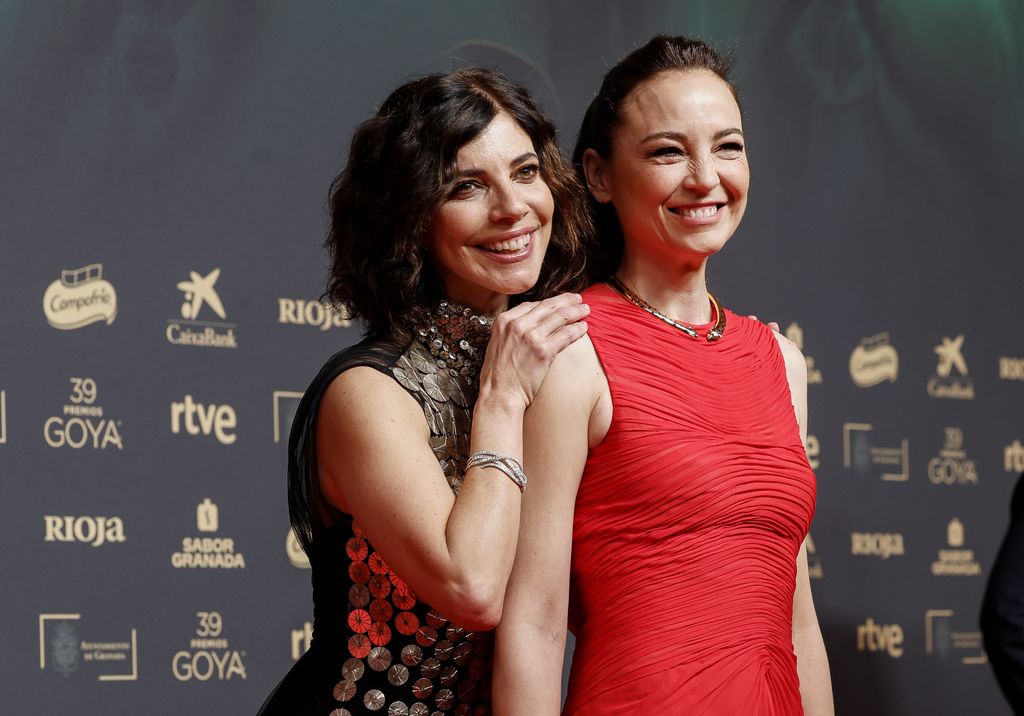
[259,302,494,716]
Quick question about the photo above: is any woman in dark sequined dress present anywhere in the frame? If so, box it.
[257,68,592,716]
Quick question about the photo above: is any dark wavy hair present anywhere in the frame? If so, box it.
[573,36,738,282]
[325,68,592,340]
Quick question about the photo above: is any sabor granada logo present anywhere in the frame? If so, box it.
[849,333,898,387]
[931,518,981,576]
[166,268,237,348]
[43,264,117,330]
[171,499,246,569]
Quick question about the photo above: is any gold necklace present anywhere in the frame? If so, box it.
[607,275,726,342]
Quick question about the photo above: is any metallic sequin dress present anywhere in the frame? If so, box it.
[258,302,494,716]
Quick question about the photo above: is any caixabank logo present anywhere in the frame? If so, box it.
[39,613,138,681]
[928,335,975,399]
[166,268,237,348]
[43,264,117,330]
[172,611,247,682]
[44,377,123,450]
[170,499,246,569]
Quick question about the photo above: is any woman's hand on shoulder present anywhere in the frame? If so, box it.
[479,292,589,410]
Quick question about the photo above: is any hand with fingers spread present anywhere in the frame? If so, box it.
[479,293,590,409]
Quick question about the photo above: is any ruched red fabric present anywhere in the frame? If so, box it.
[563,284,816,715]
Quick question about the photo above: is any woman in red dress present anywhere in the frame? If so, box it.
[494,37,833,715]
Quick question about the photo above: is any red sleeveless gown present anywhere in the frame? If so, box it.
[563,283,816,715]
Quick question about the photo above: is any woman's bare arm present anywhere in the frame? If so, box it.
[493,336,606,714]
[775,332,834,715]
[317,294,589,630]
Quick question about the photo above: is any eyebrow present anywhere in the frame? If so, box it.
[639,129,744,143]
[453,152,538,178]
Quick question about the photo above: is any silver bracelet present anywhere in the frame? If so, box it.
[466,450,527,492]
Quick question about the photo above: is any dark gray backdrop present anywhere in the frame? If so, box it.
[1,1,1021,714]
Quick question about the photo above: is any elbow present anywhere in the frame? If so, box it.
[446,578,506,632]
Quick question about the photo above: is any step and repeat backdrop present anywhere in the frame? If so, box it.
[1,2,1021,714]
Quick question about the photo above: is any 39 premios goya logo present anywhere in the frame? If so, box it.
[44,377,123,450]
[166,268,237,348]
[928,427,977,486]
[172,611,246,682]
[43,264,117,330]
[39,613,138,681]
[170,499,246,569]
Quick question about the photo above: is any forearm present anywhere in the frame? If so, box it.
[441,390,527,622]
[794,622,833,716]
[493,620,566,716]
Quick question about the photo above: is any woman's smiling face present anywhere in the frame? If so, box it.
[428,111,554,314]
[586,69,749,267]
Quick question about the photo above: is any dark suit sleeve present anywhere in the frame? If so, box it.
[982,474,1024,714]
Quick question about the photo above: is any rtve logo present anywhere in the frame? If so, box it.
[170,395,237,445]
[857,618,904,657]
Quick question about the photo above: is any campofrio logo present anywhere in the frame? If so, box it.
[849,332,898,387]
[43,264,117,330]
